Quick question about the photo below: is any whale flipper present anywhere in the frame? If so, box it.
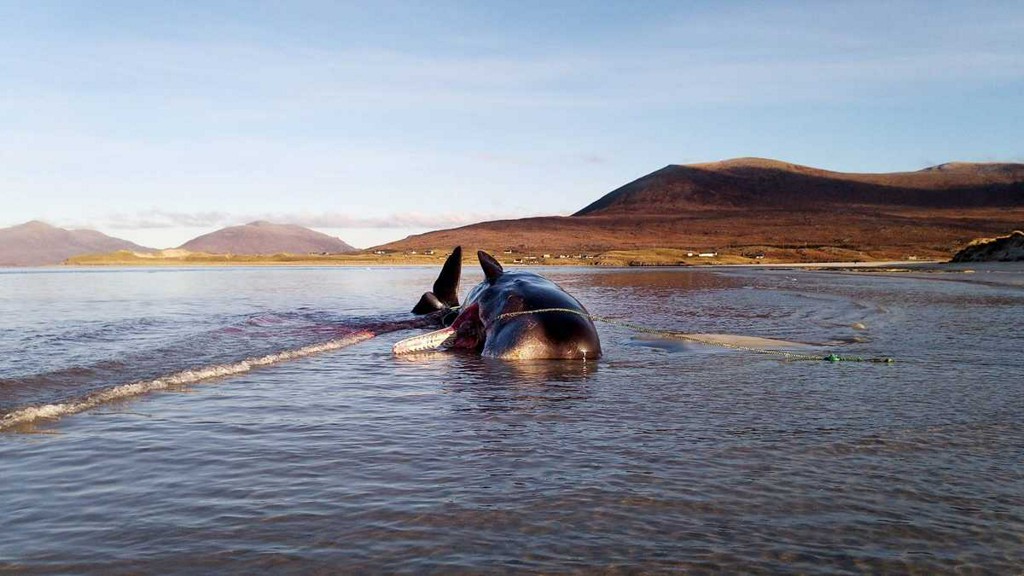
[412,246,462,314]
[412,291,446,314]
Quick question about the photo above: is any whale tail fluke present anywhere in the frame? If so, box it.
[412,246,462,314]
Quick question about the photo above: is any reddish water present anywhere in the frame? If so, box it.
[2,264,1022,573]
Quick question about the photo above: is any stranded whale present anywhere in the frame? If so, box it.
[394,247,602,360]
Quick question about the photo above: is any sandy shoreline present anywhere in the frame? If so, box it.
[29,259,951,270]
[721,260,947,269]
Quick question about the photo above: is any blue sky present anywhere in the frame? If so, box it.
[2,1,1022,248]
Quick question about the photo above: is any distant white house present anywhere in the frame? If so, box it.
[698,252,718,258]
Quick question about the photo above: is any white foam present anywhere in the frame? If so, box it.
[0,331,375,432]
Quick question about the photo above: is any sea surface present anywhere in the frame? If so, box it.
[1,264,1022,574]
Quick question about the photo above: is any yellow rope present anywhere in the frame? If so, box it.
[497,307,894,363]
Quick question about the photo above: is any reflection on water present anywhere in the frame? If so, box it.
[396,352,597,414]
[401,353,599,383]
[2,264,1023,573]
[585,268,743,291]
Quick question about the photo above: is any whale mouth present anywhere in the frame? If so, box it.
[392,326,456,355]
[392,304,485,355]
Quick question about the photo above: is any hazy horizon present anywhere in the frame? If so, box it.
[3,1,1022,248]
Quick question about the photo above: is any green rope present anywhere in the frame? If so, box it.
[496,307,894,363]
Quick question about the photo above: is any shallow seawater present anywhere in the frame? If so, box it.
[1,264,1022,574]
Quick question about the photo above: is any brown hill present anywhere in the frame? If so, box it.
[0,221,153,266]
[179,221,357,255]
[378,158,1024,262]
[574,158,1024,215]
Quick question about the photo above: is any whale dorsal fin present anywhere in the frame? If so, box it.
[478,250,504,283]
[412,247,462,314]
[432,246,462,307]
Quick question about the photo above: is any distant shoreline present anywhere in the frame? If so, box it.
[38,258,952,270]
[52,247,951,269]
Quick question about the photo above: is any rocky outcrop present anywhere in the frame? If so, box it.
[951,231,1024,262]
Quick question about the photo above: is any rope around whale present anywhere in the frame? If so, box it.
[496,308,895,363]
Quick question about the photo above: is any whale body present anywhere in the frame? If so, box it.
[395,247,602,360]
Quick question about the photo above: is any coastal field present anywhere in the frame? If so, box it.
[63,246,941,267]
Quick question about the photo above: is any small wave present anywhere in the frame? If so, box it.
[0,331,375,432]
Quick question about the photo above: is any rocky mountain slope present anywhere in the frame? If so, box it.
[0,221,152,266]
[378,158,1024,261]
[179,221,356,255]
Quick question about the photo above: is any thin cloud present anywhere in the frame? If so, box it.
[12,16,1022,119]
[102,210,232,229]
